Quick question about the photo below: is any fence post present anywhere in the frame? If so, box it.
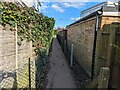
[15,24,18,70]
[15,24,18,88]
[28,58,31,89]
[30,28,32,60]
[98,67,110,89]
[106,24,116,67]
[70,44,73,67]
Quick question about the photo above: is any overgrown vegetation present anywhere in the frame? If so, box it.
[0,2,55,55]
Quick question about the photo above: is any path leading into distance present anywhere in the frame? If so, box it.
[46,38,77,88]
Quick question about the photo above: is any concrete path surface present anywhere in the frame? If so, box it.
[46,38,77,88]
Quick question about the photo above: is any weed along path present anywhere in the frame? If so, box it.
[46,38,77,88]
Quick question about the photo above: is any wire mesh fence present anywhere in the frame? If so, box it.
[0,58,36,89]
[0,39,53,89]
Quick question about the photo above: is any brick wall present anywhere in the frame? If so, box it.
[0,25,16,88]
[0,25,16,72]
[18,40,31,67]
[57,30,67,50]
[66,17,97,76]
[66,15,120,77]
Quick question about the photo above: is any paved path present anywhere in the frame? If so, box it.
[46,38,77,88]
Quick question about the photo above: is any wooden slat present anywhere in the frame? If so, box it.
[101,32,110,35]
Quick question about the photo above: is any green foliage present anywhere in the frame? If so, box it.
[0,2,55,55]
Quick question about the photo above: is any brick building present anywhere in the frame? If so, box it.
[66,1,120,77]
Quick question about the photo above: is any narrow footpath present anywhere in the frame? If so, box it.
[46,38,77,88]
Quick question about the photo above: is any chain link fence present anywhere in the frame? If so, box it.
[0,58,36,89]
[0,51,50,89]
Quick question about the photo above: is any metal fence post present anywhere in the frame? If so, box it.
[70,44,74,67]
[28,58,31,89]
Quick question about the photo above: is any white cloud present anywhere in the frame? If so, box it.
[71,17,81,21]
[62,2,71,7]
[40,0,120,13]
[41,3,49,10]
[61,2,86,8]
[51,4,64,12]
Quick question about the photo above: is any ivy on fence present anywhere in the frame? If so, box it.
[0,1,55,88]
[0,1,55,54]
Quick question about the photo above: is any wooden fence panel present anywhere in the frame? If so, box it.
[95,23,120,88]
[99,24,110,67]
[109,25,120,88]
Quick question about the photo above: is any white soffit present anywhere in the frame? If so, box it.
[103,12,120,16]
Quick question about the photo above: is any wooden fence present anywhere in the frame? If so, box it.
[93,23,120,88]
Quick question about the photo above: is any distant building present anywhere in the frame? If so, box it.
[56,27,65,32]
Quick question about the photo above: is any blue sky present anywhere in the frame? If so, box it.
[39,0,117,28]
